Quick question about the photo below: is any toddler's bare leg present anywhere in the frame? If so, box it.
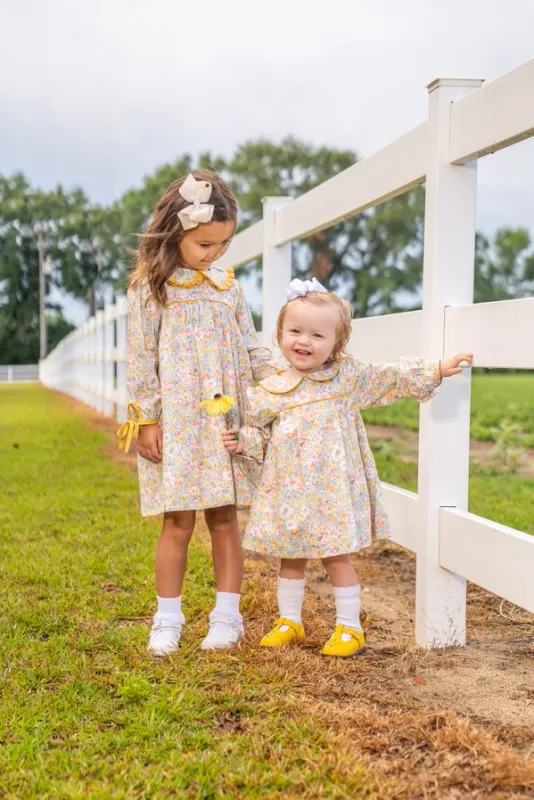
[279,558,307,579]
[276,558,308,626]
[322,554,359,587]
[322,554,362,633]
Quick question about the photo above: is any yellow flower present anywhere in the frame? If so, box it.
[200,393,236,416]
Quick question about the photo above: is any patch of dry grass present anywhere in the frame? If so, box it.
[238,546,534,798]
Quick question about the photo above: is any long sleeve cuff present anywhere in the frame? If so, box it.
[249,346,280,382]
[240,425,267,465]
[116,402,158,453]
[410,359,442,402]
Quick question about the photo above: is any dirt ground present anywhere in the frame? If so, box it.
[69,395,534,797]
[302,541,533,729]
[236,505,534,729]
[366,422,534,478]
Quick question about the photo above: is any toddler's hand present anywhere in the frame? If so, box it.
[221,428,244,455]
[137,422,163,463]
[440,353,473,378]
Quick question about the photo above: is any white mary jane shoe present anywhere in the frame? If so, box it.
[200,613,244,651]
[147,612,184,656]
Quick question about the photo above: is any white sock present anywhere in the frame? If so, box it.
[157,595,183,618]
[213,591,241,620]
[277,577,305,629]
[333,585,362,635]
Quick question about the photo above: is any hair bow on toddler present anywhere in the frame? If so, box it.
[178,173,215,230]
[285,277,328,301]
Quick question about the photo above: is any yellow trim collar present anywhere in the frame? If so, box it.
[168,267,234,291]
[258,362,341,395]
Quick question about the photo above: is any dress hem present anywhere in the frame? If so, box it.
[141,499,242,517]
[242,537,390,559]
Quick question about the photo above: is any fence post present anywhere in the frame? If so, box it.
[416,77,483,649]
[115,295,127,423]
[262,197,293,347]
[95,309,106,412]
[71,326,81,401]
[75,322,85,404]
[103,302,115,417]
[86,316,97,409]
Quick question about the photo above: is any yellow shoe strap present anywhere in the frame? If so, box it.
[275,618,301,634]
[338,625,363,642]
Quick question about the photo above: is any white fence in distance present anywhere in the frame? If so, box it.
[40,59,534,649]
[40,299,128,420]
[0,364,40,382]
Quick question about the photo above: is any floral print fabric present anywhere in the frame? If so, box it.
[126,267,276,516]
[241,357,441,558]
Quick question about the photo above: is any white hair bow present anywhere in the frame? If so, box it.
[177,174,215,230]
[285,277,328,301]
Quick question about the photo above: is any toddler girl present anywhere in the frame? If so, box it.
[121,170,276,655]
[222,279,472,656]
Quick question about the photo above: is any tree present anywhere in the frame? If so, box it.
[2,140,534,365]
[225,137,425,319]
[55,198,122,316]
[0,174,74,364]
[475,227,534,303]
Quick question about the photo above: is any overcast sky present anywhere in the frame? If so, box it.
[1,0,533,321]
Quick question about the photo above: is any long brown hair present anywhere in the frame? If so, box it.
[129,169,237,305]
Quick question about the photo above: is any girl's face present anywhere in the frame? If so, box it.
[179,220,235,270]
[280,301,338,374]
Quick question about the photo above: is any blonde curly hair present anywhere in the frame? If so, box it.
[276,290,353,363]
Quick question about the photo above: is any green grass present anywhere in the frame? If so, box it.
[372,449,534,535]
[0,385,374,800]
[1,383,531,799]
[363,371,534,447]
[363,370,534,535]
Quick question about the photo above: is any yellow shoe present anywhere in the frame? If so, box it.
[260,617,305,648]
[321,625,366,657]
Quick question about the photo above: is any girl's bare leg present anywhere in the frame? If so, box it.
[149,510,196,656]
[154,510,196,597]
[201,505,244,649]
[204,505,243,593]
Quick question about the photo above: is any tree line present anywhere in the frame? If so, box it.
[1,137,533,364]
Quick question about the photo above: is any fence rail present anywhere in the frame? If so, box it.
[40,58,534,649]
[0,364,40,382]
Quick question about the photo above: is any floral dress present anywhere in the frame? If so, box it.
[126,266,276,516]
[239,357,441,558]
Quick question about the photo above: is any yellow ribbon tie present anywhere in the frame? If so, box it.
[116,402,157,453]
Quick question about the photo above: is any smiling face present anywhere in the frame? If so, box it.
[178,220,236,271]
[280,300,340,374]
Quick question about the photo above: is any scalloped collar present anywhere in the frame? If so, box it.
[258,362,342,394]
[167,266,234,291]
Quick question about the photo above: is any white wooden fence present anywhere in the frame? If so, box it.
[40,60,534,649]
[0,364,40,382]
